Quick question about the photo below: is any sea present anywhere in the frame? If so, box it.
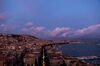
[58,43,100,64]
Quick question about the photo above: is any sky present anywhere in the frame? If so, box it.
[0,0,100,38]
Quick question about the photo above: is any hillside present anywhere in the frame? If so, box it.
[0,33,38,45]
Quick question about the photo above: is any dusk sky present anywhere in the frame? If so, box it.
[0,0,100,38]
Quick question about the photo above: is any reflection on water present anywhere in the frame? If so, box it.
[58,43,100,64]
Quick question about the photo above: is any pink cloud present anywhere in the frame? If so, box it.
[48,24,100,38]
[32,26,45,34]
[34,27,45,32]
[74,24,100,36]
[20,24,100,38]
[49,27,72,37]
[25,22,33,28]
[20,22,45,35]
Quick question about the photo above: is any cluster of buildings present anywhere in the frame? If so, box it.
[0,34,94,66]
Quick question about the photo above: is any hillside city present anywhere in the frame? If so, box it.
[0,34,95,66]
